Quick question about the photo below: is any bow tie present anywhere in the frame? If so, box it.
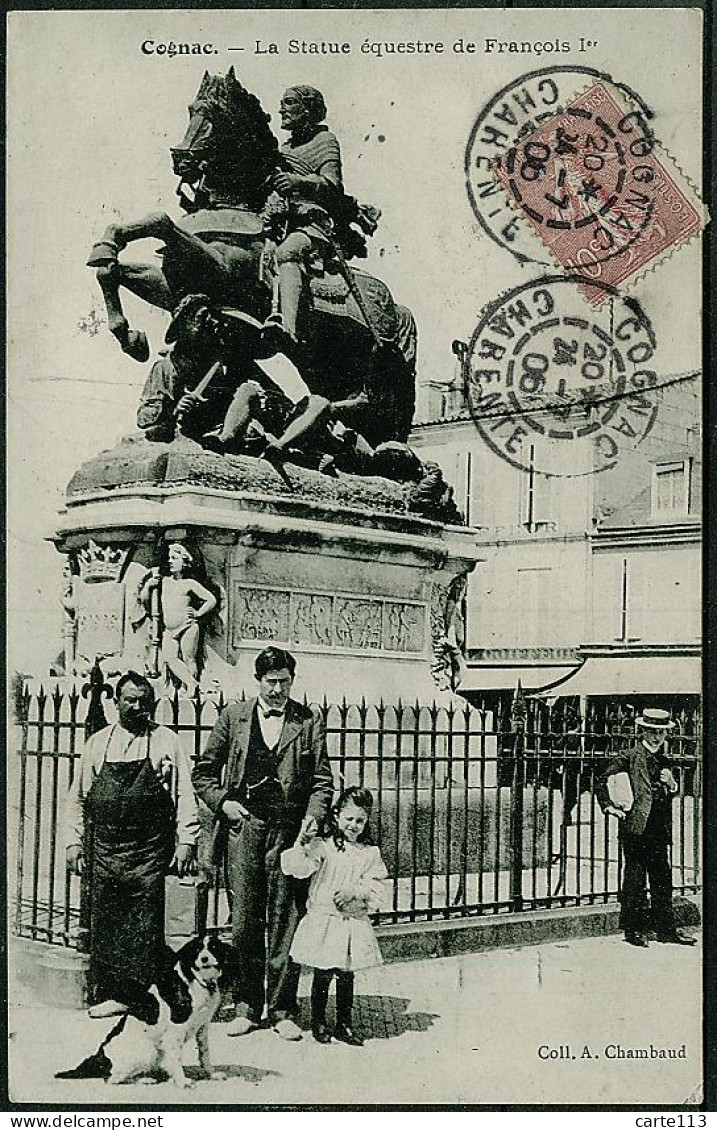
[261,708,285,719]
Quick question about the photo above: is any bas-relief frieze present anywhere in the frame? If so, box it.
[333,597,383,651]
[291,592,333,648]
[231,584,425,654]
[233,587,291,643]
[382,600,425,653]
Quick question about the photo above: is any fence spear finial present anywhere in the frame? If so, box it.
[82,659,112,739]
[511,679,527,731]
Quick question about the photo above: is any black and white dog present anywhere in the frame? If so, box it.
[56,935,236,1088]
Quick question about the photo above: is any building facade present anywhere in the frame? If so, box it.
[410,371,701,721]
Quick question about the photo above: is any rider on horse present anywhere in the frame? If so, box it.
[86,70,415,473]
[263,84,379,357]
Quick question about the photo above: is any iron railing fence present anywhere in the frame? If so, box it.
[11,676,701,948]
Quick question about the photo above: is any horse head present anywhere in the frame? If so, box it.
[171,68,279,209]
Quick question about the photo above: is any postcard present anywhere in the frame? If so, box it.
[7,5,705,1108]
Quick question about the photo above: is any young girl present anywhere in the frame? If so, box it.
[281,786,388,1046]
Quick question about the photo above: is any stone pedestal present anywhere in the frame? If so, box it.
[53,437,482,703]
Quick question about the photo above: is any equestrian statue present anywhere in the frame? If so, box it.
[87,70,427,469]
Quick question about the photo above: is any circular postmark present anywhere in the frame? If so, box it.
[465,66,654,267]
[462,275,660,477]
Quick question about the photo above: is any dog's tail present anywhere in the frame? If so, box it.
[55,1050,112,1080]
[55,1015,126,1080]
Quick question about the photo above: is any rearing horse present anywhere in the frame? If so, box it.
[87,69,416,447]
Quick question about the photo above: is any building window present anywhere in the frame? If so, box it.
[521,444,553,531]
[616,557,628,642]
[464,450,473,523]
[651,460,691,516]
[612,556,643,643]
[516,567,552,647]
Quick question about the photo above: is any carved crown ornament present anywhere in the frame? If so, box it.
[76,540,129,584]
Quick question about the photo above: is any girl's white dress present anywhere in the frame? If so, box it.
[281,837,388,971]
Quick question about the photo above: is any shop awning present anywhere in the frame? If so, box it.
[461,664,580,693]
[534,655,701,697]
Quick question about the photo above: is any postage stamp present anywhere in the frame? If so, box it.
[490,81,704,299]
[464,65,656,266]
[462,274,660,477]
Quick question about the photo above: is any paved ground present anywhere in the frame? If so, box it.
[9,932,702,1107]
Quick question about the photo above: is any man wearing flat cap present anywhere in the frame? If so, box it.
[598,707,696,949]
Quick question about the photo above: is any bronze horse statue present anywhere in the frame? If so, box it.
[87,68,416,450]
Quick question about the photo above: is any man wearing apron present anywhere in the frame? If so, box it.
[65,672,199,1017]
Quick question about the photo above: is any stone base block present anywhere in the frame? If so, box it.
[13,937,90,1011]
[54,439,483,703]
[376,894,702,962]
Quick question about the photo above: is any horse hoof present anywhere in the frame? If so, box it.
[261,442,285,467]
[202,431,226,455]
[124,330,150,363]
[257,320,299,361]
[87,241,120,267]
[318,454,338,477]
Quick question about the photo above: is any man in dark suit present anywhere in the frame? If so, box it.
[192,646,333,1040]
[598,707,696,949]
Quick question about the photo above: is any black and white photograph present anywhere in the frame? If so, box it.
[6,4,706,1108]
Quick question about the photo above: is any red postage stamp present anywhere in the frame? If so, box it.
[491,80,704,301]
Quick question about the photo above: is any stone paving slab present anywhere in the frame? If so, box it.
[8,933,702,1107]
